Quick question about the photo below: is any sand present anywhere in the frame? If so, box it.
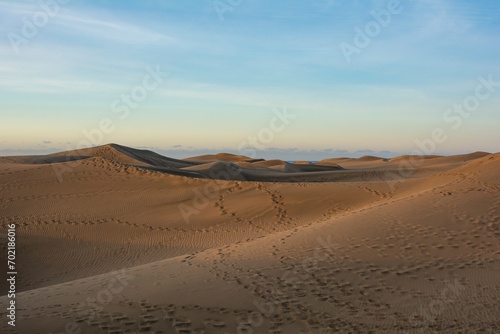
[0,144,498,333]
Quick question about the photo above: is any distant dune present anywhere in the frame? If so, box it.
[389,151,491,165]
[0,144,498,333]
[184,152,254,163]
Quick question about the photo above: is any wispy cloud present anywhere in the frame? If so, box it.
[0,75,123,94]
[0,1,174,45]
[51,13,174,45]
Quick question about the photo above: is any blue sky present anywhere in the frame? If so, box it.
[1,0,499,159]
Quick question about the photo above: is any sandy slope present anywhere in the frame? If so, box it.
[0,145,498,333]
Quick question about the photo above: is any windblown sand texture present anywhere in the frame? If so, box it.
[0,144,499,333]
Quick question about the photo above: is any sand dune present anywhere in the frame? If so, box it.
[184,153,254,163]
[251,159,288,168]
[389,151,490,165]
[6,144,350,182]
[0,144,498,333]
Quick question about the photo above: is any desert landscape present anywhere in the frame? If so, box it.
[2,1,500,333]
[1,144,499,333]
